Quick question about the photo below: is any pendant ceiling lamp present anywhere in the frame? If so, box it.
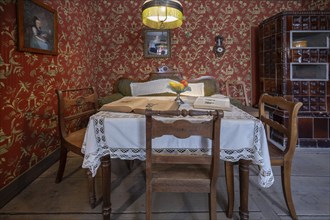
[142,0,183,29]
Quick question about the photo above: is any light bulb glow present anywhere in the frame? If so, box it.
[142,0,183,29]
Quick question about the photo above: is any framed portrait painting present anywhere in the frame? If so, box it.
[17,0,58,55]
[144,29,170,58]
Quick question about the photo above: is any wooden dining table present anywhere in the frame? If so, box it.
[82,96,274,220]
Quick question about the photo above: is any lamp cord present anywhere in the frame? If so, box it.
[157,0,168,29]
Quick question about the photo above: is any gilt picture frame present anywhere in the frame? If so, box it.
[17,0,58,55]
[144,29,170,58]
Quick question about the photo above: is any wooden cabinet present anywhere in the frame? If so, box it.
[258,11,330,147]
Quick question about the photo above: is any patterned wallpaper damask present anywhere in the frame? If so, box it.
[0,0,97,189]
[0,0,329,190]
[93,0,305,96]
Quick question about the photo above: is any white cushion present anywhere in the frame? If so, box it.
[181,83,204,97]
[130,79,175,96]
[130,79,205,97]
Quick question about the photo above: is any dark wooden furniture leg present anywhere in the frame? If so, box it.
[87,169,96,209]
[55,147,68,183]
[239,159,250,220]
[101,155,111,220]
[225,161,234,218]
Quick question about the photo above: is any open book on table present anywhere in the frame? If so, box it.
[193,95,231,111]
[99,97,179,114]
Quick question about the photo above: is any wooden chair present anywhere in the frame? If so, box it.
[225,80,249,106]
[225,93,302,220]
[225,80,259,117]
[145,109,224,220]
[55,87,99,208]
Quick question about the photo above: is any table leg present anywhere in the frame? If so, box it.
[239,159,250,220]
[101,155,111,220]
[86,169,96,209]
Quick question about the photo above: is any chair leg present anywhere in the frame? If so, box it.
[209,189,217,220]
[146,185,151,220]
[146,166,152,220]
[55,146,68,183]
[126,160,135,171]
[225,161,235,218]
[281,165,298,220]
[87,169,97,209]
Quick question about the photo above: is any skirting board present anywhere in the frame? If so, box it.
[0,148,60,208]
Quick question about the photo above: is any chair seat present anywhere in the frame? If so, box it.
[55,87,98,209]
[239,105,259,117]
[268,141,285,166]
[145,109,223,220]
[64,128,86,155]
[225,94,302,220]
[152,164,211,192]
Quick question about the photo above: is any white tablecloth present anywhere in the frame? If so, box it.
[82,97,274,188]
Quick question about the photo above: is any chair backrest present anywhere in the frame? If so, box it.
[258,93,302,157]
[226,80,249,106]
[56,87,98,139]
[145,109,223,181]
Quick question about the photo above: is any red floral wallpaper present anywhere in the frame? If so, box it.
[0,0,97,189]
[0,0,328,190]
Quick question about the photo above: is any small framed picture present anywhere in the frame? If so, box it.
[17,0,58,55]
[144,29,170,58]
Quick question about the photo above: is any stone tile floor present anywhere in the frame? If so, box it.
[0,149,329,220]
